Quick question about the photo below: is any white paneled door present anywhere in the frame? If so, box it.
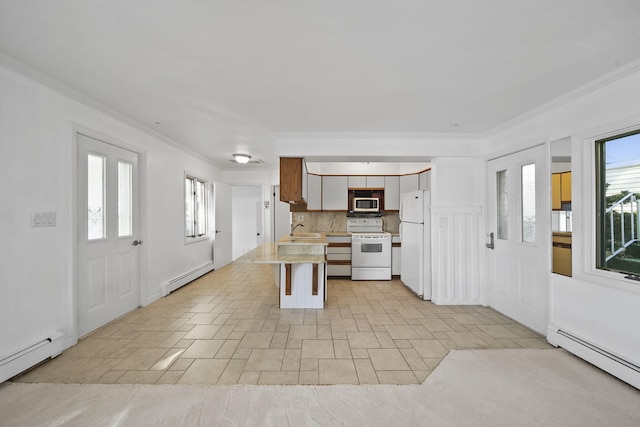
[77,134,140,337]
[486,145,549,334]
[213,181,233,269]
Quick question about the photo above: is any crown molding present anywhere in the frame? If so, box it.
[484,58,640,138]
[0,52,222,169]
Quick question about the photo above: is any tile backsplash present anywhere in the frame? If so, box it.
[292,212,400,233]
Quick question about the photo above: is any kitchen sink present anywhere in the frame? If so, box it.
[287,232,323,239]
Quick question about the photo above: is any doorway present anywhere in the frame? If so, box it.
[231,185,263,260]
[76,133,141,337]
[486,145,550,334]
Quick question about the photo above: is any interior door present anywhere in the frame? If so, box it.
[213,181,233,269]
[486,145,549,334]
[77,134,140,337]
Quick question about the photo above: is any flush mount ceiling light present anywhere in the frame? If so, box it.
[233,153,251,164]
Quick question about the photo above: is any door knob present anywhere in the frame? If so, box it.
[215,230,221,234]
[485,232,494,250]
[132,240,143,246]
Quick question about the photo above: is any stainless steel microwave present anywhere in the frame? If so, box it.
[353,197,379,212]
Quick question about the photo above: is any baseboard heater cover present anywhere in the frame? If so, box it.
[163,261,214,296]
[0,331,63,383]
[547,324,640,390]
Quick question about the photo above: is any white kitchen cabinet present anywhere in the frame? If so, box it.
[307,173,322,210]
[326,235,351,277]
[384,176,400,210]
[400,174,419,195]
[348,176,366,188]
[348,176,385,189]
[367,176,385,188]
[391,235,401,275]
[419,170,431,190]
[322,176,348,210]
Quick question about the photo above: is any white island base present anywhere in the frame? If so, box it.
[272,263,326,309]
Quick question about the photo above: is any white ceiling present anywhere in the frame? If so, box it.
[2,0,640,170]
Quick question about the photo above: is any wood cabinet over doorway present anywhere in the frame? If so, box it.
[280,157,304,203]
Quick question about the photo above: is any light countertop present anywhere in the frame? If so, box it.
[236,243,326,264]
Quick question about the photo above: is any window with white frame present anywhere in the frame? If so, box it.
[595,130,640,277]
[185,175,208,239]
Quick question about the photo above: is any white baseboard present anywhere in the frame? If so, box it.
[0,332,63,382]
[162,261,214,296]
[547,324,640,390]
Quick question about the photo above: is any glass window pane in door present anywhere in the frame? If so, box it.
[87,154,105,240]
[522,163,536,243]
[497,170,508,240]
[118,161,133,237]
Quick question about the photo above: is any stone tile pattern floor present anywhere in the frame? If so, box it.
[15,263,551,386]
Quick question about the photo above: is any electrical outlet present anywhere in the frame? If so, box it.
[297,214,305,221]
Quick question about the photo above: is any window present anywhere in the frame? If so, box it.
[497,169,508,240]
[185,175,208,239]
[596,130,640,277]
[87,154,105,240]
[521,163,536,243]
[118,161,133,237]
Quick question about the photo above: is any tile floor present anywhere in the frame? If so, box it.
[14,262,552,386]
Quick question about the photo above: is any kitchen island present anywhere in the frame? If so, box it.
[236,233,328,308]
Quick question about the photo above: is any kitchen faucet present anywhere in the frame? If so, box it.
[291,223,304,236]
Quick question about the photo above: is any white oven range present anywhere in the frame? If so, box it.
[347,218,391,281]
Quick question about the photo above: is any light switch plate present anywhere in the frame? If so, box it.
[32,212,56,227]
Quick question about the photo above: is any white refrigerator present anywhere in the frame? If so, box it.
[399,190,431,300]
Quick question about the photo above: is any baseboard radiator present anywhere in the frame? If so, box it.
[548,324,640,390]
[163,261,214,296]
[0,332,63,383]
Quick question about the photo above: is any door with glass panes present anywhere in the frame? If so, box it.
[77,134,140,337]
[486,145,549,334]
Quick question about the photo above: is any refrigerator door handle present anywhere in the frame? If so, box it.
[399,201,403,221]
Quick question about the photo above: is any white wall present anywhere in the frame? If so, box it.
[485,65,640,370]
[0,62,222,355]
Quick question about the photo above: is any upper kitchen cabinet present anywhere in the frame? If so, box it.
[419,170,431,190]
[552,171,572,210]
[323,176,348,210]
[366,176,385,188]
[384,176,400,210]
[348,176,366,188]
[307,173,322,210]
[347,176,385,188]
[399,174,420,195]
[280,157,306,205]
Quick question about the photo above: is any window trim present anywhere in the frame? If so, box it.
[594,129,640,276]
[575,120,640,293]
[184,173,210,244]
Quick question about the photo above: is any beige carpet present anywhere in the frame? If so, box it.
[1,349,639,426]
